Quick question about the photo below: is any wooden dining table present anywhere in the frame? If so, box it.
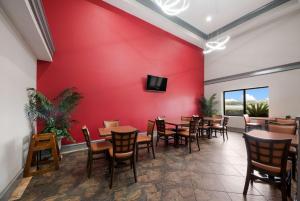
[246,130,298,146]
[165,119,189,147]
[202,117,223,138]
[98,125,137,137]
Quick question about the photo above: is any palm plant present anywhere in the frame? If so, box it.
[246,102,269,117]
[200,93,218,117]
[25,88,83,142]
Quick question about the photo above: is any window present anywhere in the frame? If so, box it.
[224,87,269,117]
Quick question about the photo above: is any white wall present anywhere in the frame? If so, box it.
[0,7,36,195]
[204,5,300,129]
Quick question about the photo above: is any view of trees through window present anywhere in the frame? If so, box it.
[224,87,269,117]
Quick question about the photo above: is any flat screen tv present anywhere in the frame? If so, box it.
[146,75,168,92]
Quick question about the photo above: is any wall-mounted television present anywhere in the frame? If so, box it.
[146,75,168,92]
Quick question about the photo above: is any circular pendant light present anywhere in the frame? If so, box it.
[203,36,230,54]
[153,0,190,16]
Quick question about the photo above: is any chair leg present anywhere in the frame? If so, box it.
[281,181,288,201]
[147,142,150,153]
[165,136,168,146]
[243,168,251,195]
[110,159,115,189]
[86,153,90,169]
[189,137,192,154]
[226,129,228,140]
[136,144,139,162]
[287,177,292,197]
[291,155,296,180]
[88,153,92,178]
[151,142,156,159]
[156,135,159,147]
[222,129,225,142]
[196,133,200,151]
[133,156,137,183]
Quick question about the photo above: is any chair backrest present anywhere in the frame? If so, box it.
[269,124,297,135]
[243,114,250,123]
[192,116,201,121]
[157,116,165,120]
[146,120,155,139]
[275,118,296,125]
[181,116,192,121]
[189,120,199,135]
[82,126,91,149]
[155,119,165,134]
[223,117,229,127]
[198,117,204,126]
[103,120,119,128]
[243,133,291,174]
[212,115,222,124]
[111,130,137,156]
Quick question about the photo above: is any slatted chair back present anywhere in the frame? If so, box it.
[269,124,297,135]
[243,114,250,124]
[111,130,137,156]
[243,133,291,175]
[275,118,296,125]
[223,117,229,127]
[147,120,155,140]
[155,119,165,135]
[192,116,201,121]
[82,126,92,150]
[181,116,192,121]
[157,116,166,120]
[189,120,199,136]
[198,117,204,126]
[104,120,120,128]
[212,115,222,124]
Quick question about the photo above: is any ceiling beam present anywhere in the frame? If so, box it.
[207,0,291,39]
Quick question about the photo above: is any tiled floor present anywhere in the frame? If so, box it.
[19,132,296,201]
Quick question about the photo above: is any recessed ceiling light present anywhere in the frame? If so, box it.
[206,16,212,22]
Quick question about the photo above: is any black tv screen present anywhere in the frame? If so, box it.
[146,75,168,92]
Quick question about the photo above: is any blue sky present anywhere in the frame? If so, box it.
[225,88,269,102]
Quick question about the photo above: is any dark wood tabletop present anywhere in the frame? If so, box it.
[165,119,189,126]
[246,130,298,146]
[98,126,137,137]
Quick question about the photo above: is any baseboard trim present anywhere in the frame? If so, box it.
[0,168,23,201]
[60,139,105,154]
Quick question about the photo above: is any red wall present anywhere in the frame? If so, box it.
[38,0,204,144]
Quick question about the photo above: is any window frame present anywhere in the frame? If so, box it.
[223,86,269,117]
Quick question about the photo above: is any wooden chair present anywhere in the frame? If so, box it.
[275,118,296,125]
[243,133,292,201]
[269,124,297,179]
[198,117,211,138]
[103,120,120,128]
[243,114,262,132]
[136,120,156,161]
[212,114,222,126]
[82,126,111,178]
[211,117,229,141]
[155,119,176,146]
[109,130,138,188]
[178,120,200,153]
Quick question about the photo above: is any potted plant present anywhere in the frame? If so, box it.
[25,87,83,149]
[199,93,218,117]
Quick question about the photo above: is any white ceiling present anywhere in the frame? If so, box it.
[0,0,53,61]
[177,0,272,34]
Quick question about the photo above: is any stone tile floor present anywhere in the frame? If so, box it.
[19,132,296,201]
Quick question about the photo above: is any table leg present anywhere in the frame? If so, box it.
[174,125,179,147]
